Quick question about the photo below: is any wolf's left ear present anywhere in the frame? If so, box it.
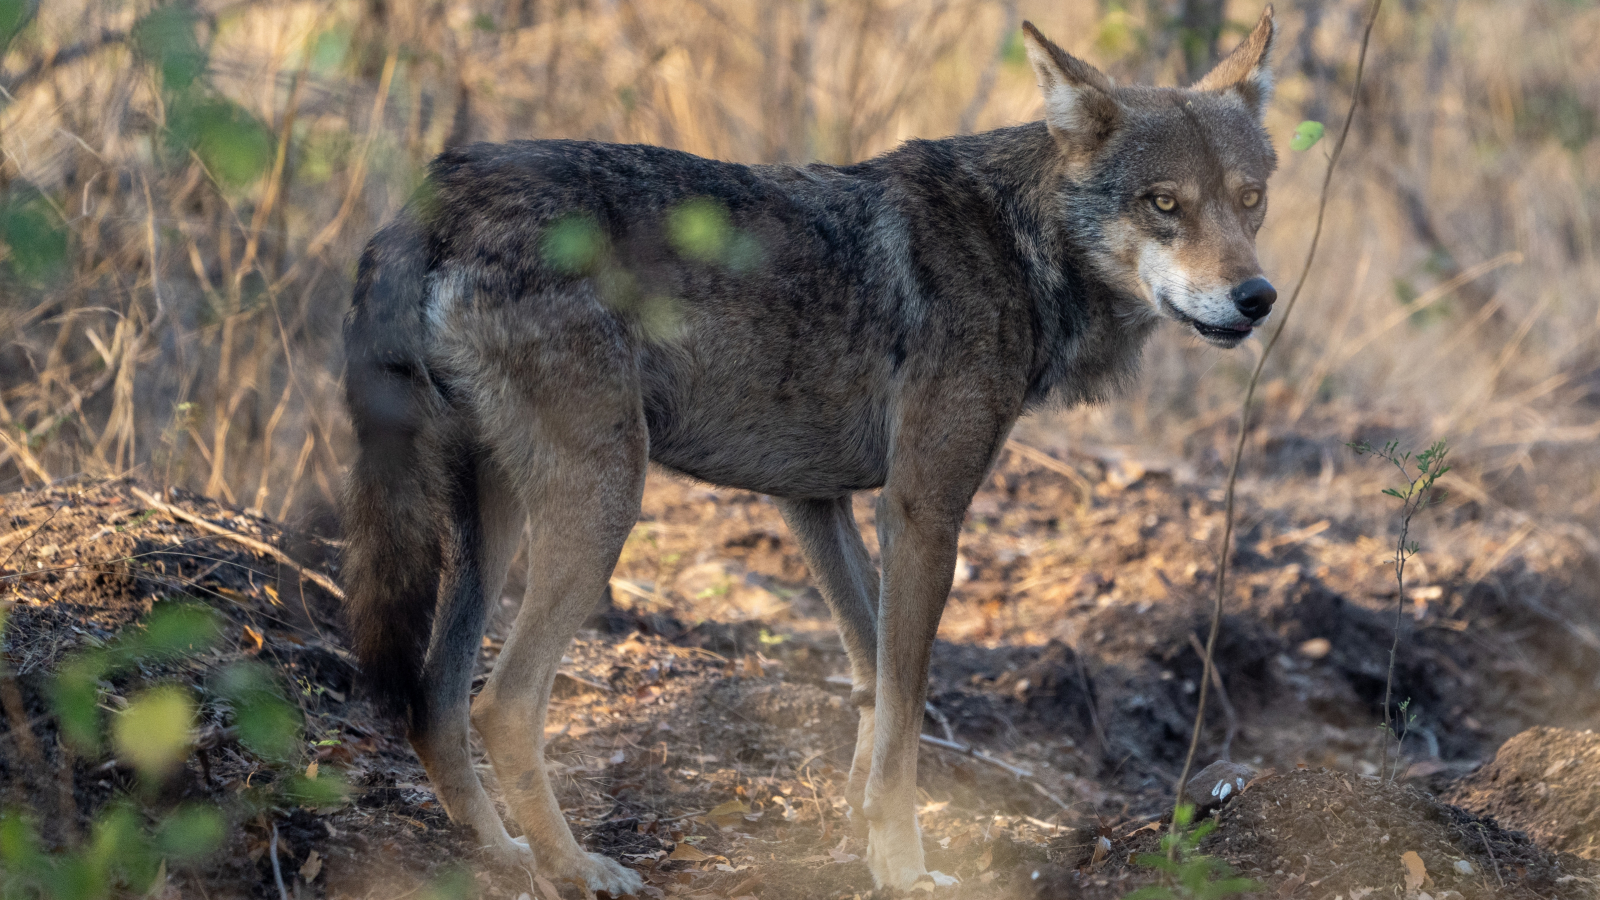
[1191,6,1276,119]
[1022,22,1120,157]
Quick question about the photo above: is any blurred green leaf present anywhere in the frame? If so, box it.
[168,95,274,188]
[0,0,30,49]
[129,602,222,662]
[1002,30,1027,67]
[309,26,352,74]
[154,805,226,862]
[418,866,478,900]
[0,810,45,876]
[87,804,158,895]
[214,662,302,761]
[540,212,604,275]
[471,12,497,32]
[667,198,731,263]
[1289,120,1325,152]
[283,770,349,808]
[1,190,70,283]
[51,653,112,754]
[113,686,197,777]
[132,6,207,91]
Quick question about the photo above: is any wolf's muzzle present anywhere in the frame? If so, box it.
[1231,277,1277,320]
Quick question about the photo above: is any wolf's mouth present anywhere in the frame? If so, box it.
[1161,300,1256,346]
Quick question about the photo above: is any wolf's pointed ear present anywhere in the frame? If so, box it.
[1022,21,1120,156]
[1191,6,1276,119]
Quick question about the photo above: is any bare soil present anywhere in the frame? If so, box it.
[1444,727,1600,861]
[4,444,1600,899]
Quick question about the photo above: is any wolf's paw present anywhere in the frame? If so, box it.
[560,851,644,896]
[867,820,957,892]
[485,835,538,871]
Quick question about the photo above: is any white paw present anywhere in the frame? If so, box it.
[569,851,644,896]
[906,871,960,892]
[867,820,937,892]
[488,835,538,870]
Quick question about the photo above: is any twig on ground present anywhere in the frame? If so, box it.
[1072,639,1112,760]
[924,701,956,743]
[918,733,1033,780]
[130,487,344,601]
[1005,439,1093,503]
[1476,823,1504,888]
[0,502,63,574]
[1173,0,1387,822]
[269,821,289,900]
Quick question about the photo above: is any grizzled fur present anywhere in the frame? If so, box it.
[342,9,1278,893]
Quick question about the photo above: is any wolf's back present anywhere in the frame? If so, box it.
[341,213,451,729]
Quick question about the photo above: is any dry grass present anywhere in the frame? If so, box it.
[1,0,1597,545]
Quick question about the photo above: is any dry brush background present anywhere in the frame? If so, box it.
[2,0,1599,536]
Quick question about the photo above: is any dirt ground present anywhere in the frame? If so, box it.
[4,440,1600,898]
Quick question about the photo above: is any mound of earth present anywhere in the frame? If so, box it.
[1038,768,1600,900]
[1445,728,1600,860]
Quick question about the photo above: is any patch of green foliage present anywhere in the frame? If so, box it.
[1348,438,1450,780]
[1,602,346,899]
[1123,805,1258,900]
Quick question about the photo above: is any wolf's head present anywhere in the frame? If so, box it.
[1024,8,1279,348]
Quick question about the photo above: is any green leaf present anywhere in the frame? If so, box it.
[1289,120,1325,151]
[214,662,303,762]
[1133,852,1180,874]
[155,805,227,861]
[1,189,70,283]
[112,685,197,777]
[0,810,44,873]
[166,95,274,188]
[50,654,113,753]
[539,213,604,275]
[128,602,222,661]
[0,0,29,51]
[283,770,350,808]
[132,6,207,90]
[666,198,732,263]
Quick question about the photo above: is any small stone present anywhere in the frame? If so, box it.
[1298,637,1332,659]
[1184,760,1256,811]
[1453,859,1475,876]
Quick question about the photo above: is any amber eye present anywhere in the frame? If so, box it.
[1241,189,1262,208]
[1152,194,1178,213]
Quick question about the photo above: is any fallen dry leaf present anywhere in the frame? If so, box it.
[668,843,710,862]
[1402,851,1427,895]
[297,849,322,882]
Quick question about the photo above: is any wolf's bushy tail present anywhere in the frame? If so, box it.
[341,216,452,730]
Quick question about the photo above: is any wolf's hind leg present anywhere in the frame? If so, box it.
[410,460,529,864]
[466,362,648,895]
[776,496,879,834]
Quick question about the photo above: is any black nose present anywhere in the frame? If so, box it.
[1231,277,1277,320]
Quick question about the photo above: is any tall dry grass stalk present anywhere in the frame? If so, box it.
[0,0,1597,543]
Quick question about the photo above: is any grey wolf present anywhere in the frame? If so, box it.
[341,9,1277,893]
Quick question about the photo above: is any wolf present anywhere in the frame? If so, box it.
[341,9,1278,893]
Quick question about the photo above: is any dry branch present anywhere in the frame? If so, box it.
[129,487,344,601]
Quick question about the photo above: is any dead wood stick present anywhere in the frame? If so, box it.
[924,701,956,742]
[130,488,344,601]
[918,733,1033,780]
[269,821,290,900]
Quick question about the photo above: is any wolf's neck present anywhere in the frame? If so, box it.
[930,123,1153,406]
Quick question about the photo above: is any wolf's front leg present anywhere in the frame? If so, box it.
[861,489,965,891]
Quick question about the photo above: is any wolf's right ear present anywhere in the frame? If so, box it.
[1022,22,1120,158]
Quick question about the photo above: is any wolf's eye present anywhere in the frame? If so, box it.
[1152,194,1178,214]
[1241,189,1261,208]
